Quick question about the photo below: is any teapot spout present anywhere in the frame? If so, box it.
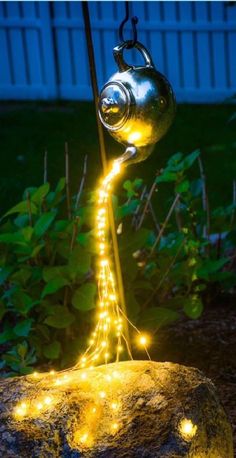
[117,144,154,167]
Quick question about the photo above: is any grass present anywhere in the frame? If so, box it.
[0,102,235,216]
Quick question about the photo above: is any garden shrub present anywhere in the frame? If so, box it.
[0,150,235,375]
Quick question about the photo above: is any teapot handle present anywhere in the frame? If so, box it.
[113,41,154,72]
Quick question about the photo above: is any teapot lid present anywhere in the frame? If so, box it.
[99,81,131,131]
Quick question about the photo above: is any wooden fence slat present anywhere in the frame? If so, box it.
[37,2,57,98]
[163,2,181,89]
[179,2,195,89]
[0,29,12,84]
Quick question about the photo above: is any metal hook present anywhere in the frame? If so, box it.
[119,1,138,49]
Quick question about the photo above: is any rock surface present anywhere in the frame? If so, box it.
[0,361,233,457]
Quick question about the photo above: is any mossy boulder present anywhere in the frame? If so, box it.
[0,361,233,457]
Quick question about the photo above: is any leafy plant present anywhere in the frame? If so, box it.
[0,149,235,375]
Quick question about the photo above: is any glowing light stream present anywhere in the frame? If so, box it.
[75,159,151,370]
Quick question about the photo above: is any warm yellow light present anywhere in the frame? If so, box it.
[36,402,43,410]
[15,401,28,418]
[99,391,106,399]
[112,161,121,174]
[112,370,119,379]
[111,401,119,411]
[111,422,119,433]
[79,432,89,444]
[138,333,150,347]
[179,418,197,440]
[128,131,142,143]
[44,396,52,405]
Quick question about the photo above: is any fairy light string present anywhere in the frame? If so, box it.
[75,159,151,371]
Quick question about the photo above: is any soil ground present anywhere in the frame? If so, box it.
[154,298,236,452]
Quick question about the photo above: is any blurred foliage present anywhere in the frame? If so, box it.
[0,149,235,376]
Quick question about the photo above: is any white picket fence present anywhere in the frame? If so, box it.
[0,1,235,102]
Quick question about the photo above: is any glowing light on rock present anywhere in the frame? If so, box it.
[179,418,197,440]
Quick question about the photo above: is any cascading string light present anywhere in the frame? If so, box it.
[75,159,151,371]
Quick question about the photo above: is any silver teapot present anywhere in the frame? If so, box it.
[98,40,176,165]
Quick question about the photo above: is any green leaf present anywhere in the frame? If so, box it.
[21,226,33,242]
[34,211,57,238]
[14,214,30,228]
[42,277,69,298]
[43,266,69,282]
[17,341,28,359]
[31,242,45,258]
[175,180,189,194]
[123,180,137,198]
[72,283,97,311]
[11,268,31,285]
[77,206,94,228]
[12,291,37,315]
[140,307,179,330]
[55,177,66,193]
[31,183,50,204]
[167,152,183,167]
[120,228,150,255]
[44,307,75,328]
[69,245,91,275]
[183,296,203,319]
[22,187,38,201]
[77,232,96,253]
[190,179,203,197]
[156,171,178,184]
[181,149,200,171]
[4,200,37,218]
[0,266,12,285]
[196,258,229,280]
[0,232,25,244]
[14,319,33,337]
[43,341,61,359]
[116,200,140,219]
[54,219,71,233]
[133,178,143,189]
[0,328,16,344]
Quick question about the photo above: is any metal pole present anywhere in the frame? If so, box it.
[82,2,130,346]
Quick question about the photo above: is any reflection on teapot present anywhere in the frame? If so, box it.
[98,40,176,166]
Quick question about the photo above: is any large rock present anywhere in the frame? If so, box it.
[0,361,233,457]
